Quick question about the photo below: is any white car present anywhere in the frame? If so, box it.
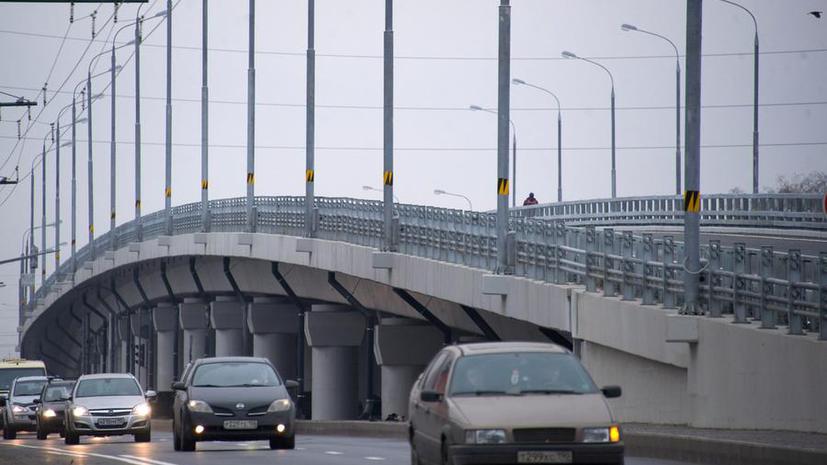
[64,373,156,444]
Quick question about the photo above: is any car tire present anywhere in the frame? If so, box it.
[134,428,151,443]
[269,434,295,450]
[411,447,423,465]
[36,428,47,440]
[3,426,16,440]
[64,430,79,445]
[179,417,196,452]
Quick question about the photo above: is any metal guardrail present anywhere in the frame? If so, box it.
[511,193,827,230]
[33,195,826,340]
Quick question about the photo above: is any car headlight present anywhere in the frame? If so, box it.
[12,405,27,414]
[465,429,507,444]
[132,402,151,417]
[43,409,57,418]
[72,406,89,417]
[582,425,621,443]
[267,398,292,413]
[187,400,213,413]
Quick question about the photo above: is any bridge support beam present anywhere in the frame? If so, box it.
[153,303,178,391]
[211,296,247,356]
[179,298,209,364]
[247,297,298,381]
[374,317,442,420]
[305,305,365,420]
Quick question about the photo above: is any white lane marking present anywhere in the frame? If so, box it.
[0,443,179,465]
[296,447,306,450]
[364,456,386,461]
[325,450,344,455]
[120,455,180,465]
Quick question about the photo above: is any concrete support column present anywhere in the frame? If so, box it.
[179,298,209,365]
[305,305,365,420]
[210,296,246,357]
[374,318,443,420]
[247,297,298,380]
[117,316,129,373]
[153,303,178,391]
[130,311,148,386]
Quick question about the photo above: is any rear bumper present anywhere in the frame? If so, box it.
[449,442,624,465]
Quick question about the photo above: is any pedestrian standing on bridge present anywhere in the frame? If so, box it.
[523,192,539,206]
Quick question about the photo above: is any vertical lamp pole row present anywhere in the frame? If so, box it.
[305,0,316,237]
[201,0,209,232]
[683,0,702,314]
[246,0,256,232]
[383,0,396,251]
[87,73,95,261]
[110,45,117,250]
[135,18,143,240]
[496,0,511,274]
[165,0,173,233]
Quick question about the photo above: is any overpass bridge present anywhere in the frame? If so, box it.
[19,193,827,433]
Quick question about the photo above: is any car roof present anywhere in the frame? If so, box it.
[455,342,569,356]
[45,380,75,386]
[13,376,49,383]
[193,356,272,365]
[77,373,137,380]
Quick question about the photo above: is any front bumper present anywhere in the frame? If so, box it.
[70,414,151,436]
[8,413,37,431]
[449,442,624,465]
[188,411,294,441]
[38,414,66,433]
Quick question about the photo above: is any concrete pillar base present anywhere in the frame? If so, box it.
[248,298,299,380]
[211,296,246,357]
[180,298,209,365]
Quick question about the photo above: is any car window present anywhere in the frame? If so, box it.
[423,353,454,395]
[191,362,280,388]
[0,368,46,391]
[420,351,448,389]
[43,385,72,402]
[13,380,47,396]
[448,352,599,396]
[76,378,142,398]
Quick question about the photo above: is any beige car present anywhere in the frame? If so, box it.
[408,342,623,465]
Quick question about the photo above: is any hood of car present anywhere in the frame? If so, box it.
[11,395,39,406]
[42,401,69,412]
[190,385,289,411]
[448,393,613,428]
[73,395,146,410]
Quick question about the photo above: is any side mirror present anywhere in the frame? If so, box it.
[145,390,157,399]
[171,381,186,391]
[60,396,72,402]
[601,385,622,399]
[284,380,299,389]
[32,398,41,404]
[420,391,442,403]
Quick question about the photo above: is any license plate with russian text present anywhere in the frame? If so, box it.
[517,451,573,464]
[97,417,125,426]
[223,420,258,430]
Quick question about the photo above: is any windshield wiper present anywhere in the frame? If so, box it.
[452,390,515,396]
[518,389,582,395]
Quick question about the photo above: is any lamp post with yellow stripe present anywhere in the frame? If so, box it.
[496,0,512,274]
[683,0,703,315]
[246,0,256,233]
[383,0,396,251]
[305,0,316,238]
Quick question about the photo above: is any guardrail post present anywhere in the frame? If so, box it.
[819,252,827,341]
[733,242,748,324]
[662,236,675,308]
[787,249,803,335]
[603,229,616,297]
[642,233,655,305]
[553,222,565,284]
[759,246,776,329]
[584,226,596,292]
[708,240,722,317]
[621,231,634,300]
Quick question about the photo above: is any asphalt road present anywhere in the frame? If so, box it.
[0,430,698,465]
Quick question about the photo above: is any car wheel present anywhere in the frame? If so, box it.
[269,434,295,450]
[411,447,423,465]
[134,428,151,443]
[36,427,47,440]
[3,426,16,440]
[64,430,79,445]
[179,417,196,452]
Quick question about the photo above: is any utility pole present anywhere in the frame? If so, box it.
[87,73,95,261]
[110,43,118,250]
[165,0,173,233]
[305,0,316,238]
[201,0,209,232]
[496,0,512,274]
[246,0,256,232]
[683,0,702,314]
[135,17,143,239]
[383,0,396,251]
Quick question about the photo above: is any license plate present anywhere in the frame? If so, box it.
[517,451,573,464]
[96,417,125,426]
[223,420,258,430]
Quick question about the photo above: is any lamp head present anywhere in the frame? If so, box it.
[561,51,577,59]
[153,9,168,18]
[362,185,373,191]
[512,78,526,85]
[621,23,638,32]
[469,105,483,111]
[434,189,446,195]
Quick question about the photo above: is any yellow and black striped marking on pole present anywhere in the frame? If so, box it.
[247,172,255,185]
[135,199,141,209]
[165,186,172,198]
[684,190,700,213]
[110,211,116,220]
[306,169,315,183]
[497,178,510,196]
[89,224,94,234]
[383,170,393,186]
[201,179,209,190]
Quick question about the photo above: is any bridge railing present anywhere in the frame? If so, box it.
[511,193,827,230]
[32,195,826,339]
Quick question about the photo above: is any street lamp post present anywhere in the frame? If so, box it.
[305,0,316,238]
[719,0,759,194]
[469,105,517,207]
[247,0,256,232]
[434,189,473,211]
[200,0,209,232]
[621,23,681,196]
[562,50,616,198]
[512,78,563,202]
[363,185,398,203]
[383,0,396,252]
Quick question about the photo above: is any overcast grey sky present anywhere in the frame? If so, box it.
[0,0,825,356]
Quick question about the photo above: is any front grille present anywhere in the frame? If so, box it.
[89,409,132,417]
[211,406,234,417]
[246,405,269,416]
[513,428,576,444]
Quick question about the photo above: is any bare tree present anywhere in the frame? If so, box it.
[771,171,827,193]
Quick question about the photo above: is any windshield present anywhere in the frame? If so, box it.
[0,368,46,391]
[192,362,280,388]
[43,385,73,402]
[13,380,47,396]
[76,378,142,398]
[449,352,598,396]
